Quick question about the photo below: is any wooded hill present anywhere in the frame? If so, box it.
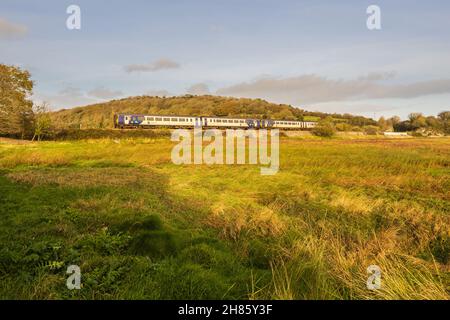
[50,95,377,129]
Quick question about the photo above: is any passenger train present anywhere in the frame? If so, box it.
[114,114,317,130]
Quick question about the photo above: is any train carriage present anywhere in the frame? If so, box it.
[114,114,316,130]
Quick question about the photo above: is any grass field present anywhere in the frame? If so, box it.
[0,135,449,300]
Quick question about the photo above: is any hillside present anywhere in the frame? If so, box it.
[50,95,376,129]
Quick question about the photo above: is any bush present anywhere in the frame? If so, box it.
[312,120,336,137]
[363,125,379,135]
[335,123,352,132]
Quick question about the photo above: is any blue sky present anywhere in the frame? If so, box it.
[1,0,450,119]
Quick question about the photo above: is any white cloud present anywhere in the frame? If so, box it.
[33,87,96,110]
[216,73,450,105]
[87,87,123,99]
[0,18,27,39]
[125,58,180,73]
[186,83,210,95]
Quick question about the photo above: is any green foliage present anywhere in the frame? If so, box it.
[32,103,52,141]
[312,117,336,137]
[128,230,178,258]
[0,64,34,137]
[247,239,273,269]
[428,235,449,264]
[364,125,379,135]
[394,112,450,134]
[335,122,352,132]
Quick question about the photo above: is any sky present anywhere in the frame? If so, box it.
[1,0,450,119]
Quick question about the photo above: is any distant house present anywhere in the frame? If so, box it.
[384,132,408,136]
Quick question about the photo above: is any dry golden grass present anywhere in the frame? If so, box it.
[206,203,286,241]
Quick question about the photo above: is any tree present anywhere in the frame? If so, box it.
[438,111,450,134]
[364,125,379,135]
[32,102,52,141]
[0,64,34,137]
[377,116,388,131]
[408,112,427,130]
[425,116,440,130]
[438,111,450,122]
[312,116,336,137]
[394,121,412,132]
[335,122,352,132]
[408,112,422,122]
[387,116,401,129]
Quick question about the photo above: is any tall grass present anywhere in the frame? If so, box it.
[0,136,448,299]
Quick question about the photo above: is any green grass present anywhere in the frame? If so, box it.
[0,136,449,299]
[303,116,321,122]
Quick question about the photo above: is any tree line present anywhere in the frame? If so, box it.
[386,112,450,134]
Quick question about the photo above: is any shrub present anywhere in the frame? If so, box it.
[363,125,379,135]
[312,119,336,137]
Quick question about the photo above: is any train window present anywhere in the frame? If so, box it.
[234,120,238,123]
[125,117,128,120]
[164,118,170,121]
[155,117,162,121]
[147,117,154,121]
[171,118,178,121]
